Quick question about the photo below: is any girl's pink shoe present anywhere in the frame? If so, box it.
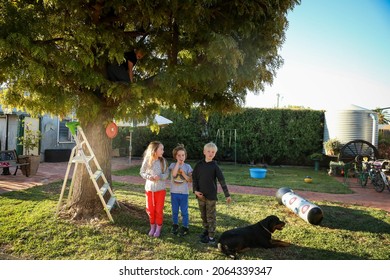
[148,224,156,236]
[153,225,163,237]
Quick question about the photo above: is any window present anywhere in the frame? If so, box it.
[57,118,76,143]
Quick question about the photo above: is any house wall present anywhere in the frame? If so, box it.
[1,113,76,161]
[0,114,20,151]
[0,115,5,150]
[40,115,75,162]
[40,115,75,150]
[23,116,40,156]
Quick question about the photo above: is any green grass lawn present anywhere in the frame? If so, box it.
[0,181,389,260]
[113,162,353,194]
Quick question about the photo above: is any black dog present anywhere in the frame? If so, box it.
[217,215,289,259]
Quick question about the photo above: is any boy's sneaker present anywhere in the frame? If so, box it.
[208,237,216,245]
[198,230,208,239]
[200,235,209,243]
[171,224,179,235]
[178,226,189,237]
[200,235,216,245]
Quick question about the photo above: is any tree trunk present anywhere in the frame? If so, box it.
[68,113,113,220]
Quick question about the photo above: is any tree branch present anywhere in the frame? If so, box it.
[32,38,64,44]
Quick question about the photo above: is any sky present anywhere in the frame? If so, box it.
[245,0,390,111]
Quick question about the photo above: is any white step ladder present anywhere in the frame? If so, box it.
[56,122,119,222]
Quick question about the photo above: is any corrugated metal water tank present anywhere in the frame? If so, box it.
[323,104,378,146]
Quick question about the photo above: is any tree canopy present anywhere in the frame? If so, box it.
[1,0,300,220]
[1,0,300,122]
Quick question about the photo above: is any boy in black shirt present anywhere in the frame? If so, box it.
[107,49,145,83]
[192,142,231,244]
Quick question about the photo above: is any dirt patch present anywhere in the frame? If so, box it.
[118,201,148,219]
[0,253,20,260]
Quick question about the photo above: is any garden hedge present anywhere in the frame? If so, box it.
[113,107,325,165]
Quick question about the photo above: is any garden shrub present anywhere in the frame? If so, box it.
[113,107,325,165]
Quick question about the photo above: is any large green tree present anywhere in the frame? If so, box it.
[0,0,299,220]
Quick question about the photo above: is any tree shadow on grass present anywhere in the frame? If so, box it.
[5,182,385,260]
[238,244,365,260]
[111,189,254,257]
[318,204,390,234]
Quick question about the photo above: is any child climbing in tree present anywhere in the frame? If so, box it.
[168,144,193,236]
[140,141,169,237]
[107,48,145,83]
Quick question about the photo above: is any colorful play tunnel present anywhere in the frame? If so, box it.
[276,187,323,225]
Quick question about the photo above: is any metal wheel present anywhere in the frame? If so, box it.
[358,161,373,188]
[338,139,379,170]
[358,171,369,187]
[373,173,385,192]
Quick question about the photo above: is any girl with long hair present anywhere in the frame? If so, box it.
[140,141,169,237]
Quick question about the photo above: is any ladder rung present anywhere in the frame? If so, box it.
[93,170,103,180]
[72,155,94,163]
[106,196,116,211]
[100,183,110,196]
[58,123,117,223]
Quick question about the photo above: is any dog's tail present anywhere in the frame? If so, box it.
[217,243,237,260]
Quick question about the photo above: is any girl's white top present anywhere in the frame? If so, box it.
[140,157,169,192]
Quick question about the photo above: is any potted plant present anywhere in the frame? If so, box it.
[17,122,42,177]
[309,153,323,171]
[310,152,323,161]
[324,138,342,156]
